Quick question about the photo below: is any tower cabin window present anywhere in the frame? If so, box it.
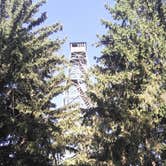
[72,43,78,47]
[71,42,86,47]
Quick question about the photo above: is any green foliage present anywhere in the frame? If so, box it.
[87,0,166,165]
[0,0,66,165]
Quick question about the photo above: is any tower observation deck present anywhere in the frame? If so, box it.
[65,42,92,109]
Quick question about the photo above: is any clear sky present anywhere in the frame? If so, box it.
[42,0,112,65]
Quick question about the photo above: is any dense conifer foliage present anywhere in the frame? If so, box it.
[0,0,66,165]
[86,0,166,165]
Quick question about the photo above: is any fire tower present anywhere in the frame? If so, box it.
[65,42,92,109]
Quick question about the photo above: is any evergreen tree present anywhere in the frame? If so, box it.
[0,0,66,165]
[86,0,166,165]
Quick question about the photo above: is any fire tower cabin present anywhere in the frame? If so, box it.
[66,42,92,109]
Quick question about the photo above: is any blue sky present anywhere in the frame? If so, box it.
[42,0,112,65]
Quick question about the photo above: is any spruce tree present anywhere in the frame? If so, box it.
[87,0,166,165]
[0,0,66,165]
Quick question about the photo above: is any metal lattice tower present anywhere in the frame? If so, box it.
[65,42,92,109]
